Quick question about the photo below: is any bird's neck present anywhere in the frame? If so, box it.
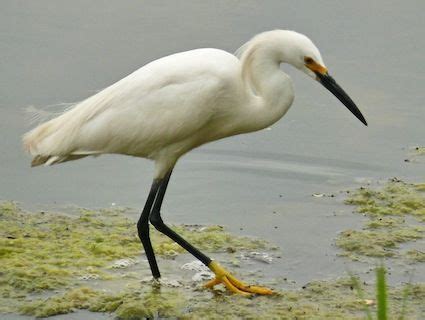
[238,39,295,130]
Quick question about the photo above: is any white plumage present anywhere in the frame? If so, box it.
[23,30,365,178]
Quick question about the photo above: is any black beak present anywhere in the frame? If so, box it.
[316,72,367,126]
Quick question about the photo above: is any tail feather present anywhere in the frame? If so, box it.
[23,122,52,155]
[23,113,95,167]
[30,154,91,167]
[31,155,51,167]
[23,120,60,167]
[23,91,112,167]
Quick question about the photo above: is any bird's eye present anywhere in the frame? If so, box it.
[304,57,314,64]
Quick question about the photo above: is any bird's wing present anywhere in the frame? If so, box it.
[23,48,239,165]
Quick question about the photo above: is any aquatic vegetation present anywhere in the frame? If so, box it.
[338,180,425,260]
[404,249,425,263]
[336,227,424,258]
[1,200,424,318]
[0,202,267,313]
[351,266,416,320]
[20,287,185,318]
[15,276,425,319]
[344,180,425,221]
[20,287,101,317]
[351,265,425,320]
[12,280,366,318]
[375,266,387,320]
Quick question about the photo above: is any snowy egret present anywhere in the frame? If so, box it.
[23,30,367,295]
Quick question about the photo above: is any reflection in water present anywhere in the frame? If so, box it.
[196,147,387,177]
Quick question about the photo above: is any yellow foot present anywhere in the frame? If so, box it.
[204,261,274,296]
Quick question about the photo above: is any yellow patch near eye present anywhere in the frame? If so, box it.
[304,57,328,75]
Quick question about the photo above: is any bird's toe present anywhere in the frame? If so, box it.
[204,260,274,296]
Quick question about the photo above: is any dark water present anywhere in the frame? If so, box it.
[1,1,425,311]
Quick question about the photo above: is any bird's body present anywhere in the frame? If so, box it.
[24,32,298,177]
[23,30,367,295]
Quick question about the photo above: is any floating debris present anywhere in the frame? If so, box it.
[240,252,274,264]
[364,299,375,306]
[404,146,425,162]
[312,193,325,198]
[111,258,138,269]
[158,278,183,288]
[191,271,214,282]
[139,276,182,288]
[78,274,100,281]
[415,146,425,154]
[181,260,209,272]
[312,193,335,198]
[181,260,214,282]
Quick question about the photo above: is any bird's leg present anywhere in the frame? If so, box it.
[137,179,162,278]
[149,170,212,265]
[149,170,274,296]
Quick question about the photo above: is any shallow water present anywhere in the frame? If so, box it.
[1,1,425,317]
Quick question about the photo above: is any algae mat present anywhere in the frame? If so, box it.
[337,179,425,261]
[1,179,425,319]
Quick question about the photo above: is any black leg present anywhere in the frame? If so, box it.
[150,170,212,266]
[137,179,162,278]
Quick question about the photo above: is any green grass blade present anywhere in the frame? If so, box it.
[376,266,387,320]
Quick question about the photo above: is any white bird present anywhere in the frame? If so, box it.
[23,30,367,295]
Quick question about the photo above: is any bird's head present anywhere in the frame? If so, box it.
[280,31,367,126]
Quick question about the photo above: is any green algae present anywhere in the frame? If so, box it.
[114,290,185,319]
[20,287,185,318]
[404,249,425,263]
[365,217,405,229]
[337,227,424,258]
[20,287,101,317]
[16,277,425,319]
[1,200,424,318]
[344,180,425,221]
[338,180,425,260]
[154,224,268,256]
[0,201,268,315]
